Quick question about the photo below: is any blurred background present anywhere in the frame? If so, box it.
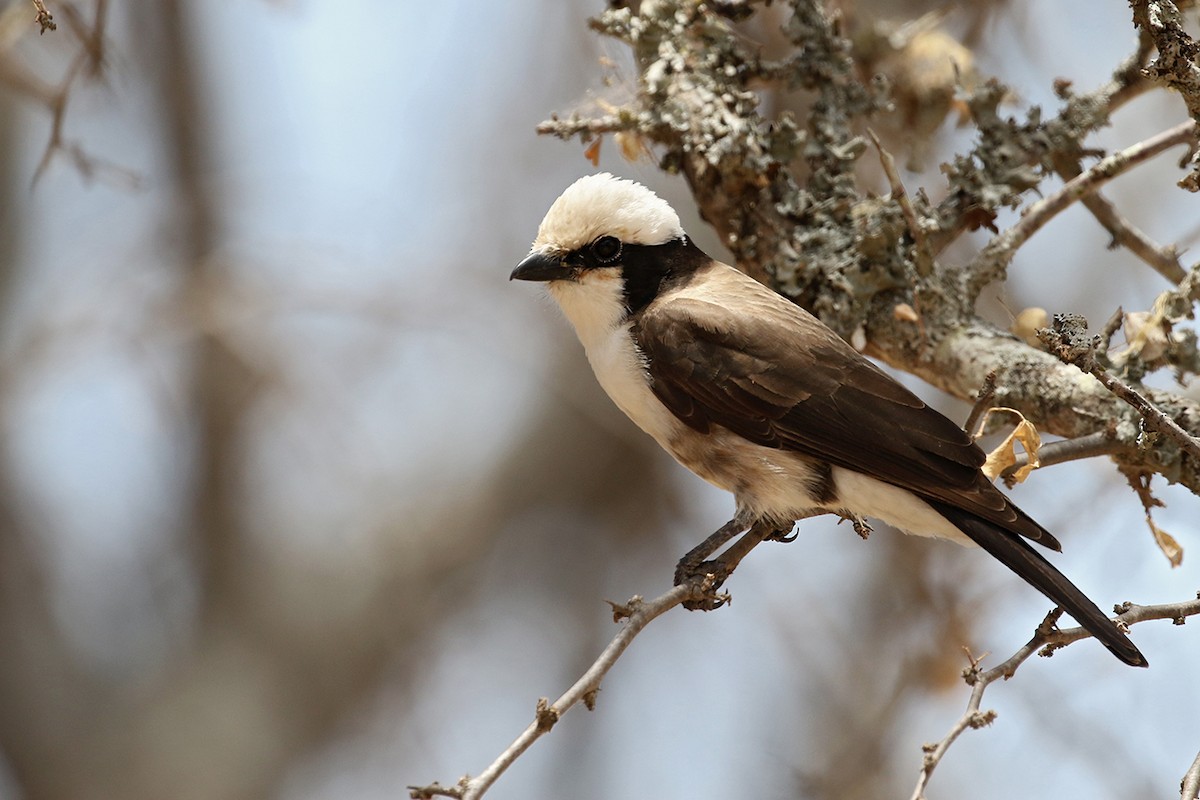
[0,1,1197,798]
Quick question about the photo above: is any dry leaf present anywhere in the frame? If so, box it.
[1122,308,1169,362]
[583,138,602,167]
[1011,307,1047,347]
[975,407,1041,483]
[1146,515,1183,567]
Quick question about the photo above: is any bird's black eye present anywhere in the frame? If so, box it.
[590,236,622,264]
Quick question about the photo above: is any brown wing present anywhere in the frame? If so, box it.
[633,287,1059,550]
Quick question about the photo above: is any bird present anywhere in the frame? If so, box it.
[510,172,1147,667]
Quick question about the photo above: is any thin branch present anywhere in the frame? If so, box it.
[1052,153,1186,283]
[973,120,1199,292]
[408,518,796,800]
[999,430,1123,479]
[1039,314,1200,462]
[408,586,691,800]
[868,129,932,276]
[32,0,56,33]
[1088,365,1200,461]
[479,587,689,799]
[911,594,1200,800]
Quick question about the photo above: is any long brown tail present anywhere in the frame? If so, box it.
[929,502,1148,667]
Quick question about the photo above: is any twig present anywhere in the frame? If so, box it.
[408,521,781,800]
[976,120,1199,286]
[1039,314,1200,462]
[911,594,1200,800]
[408,587,691,799]
[964,371,997,438]
[868,129,932,276]
[999,430,1123,479]
[1182,747,1200,800]
[1052,154,1186,283]
[32,0,56,33]
[1088,365,1200,461]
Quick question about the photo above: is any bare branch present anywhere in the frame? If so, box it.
[972,120,1199,294]
[912,595,1200,800]
[868,129,931,277]
[1052,156,1186,283]
[409,585,691,800]
[999,430,1122,480]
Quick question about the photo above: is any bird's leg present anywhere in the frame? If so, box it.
[676,520,781,611]
[673,518,745,586]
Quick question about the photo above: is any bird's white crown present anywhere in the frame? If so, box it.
[532,173,684,255]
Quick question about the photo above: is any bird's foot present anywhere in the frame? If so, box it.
[763,524,798,543]
[676,559,733,611]
[674,518,745,586]
[674,519,785,610]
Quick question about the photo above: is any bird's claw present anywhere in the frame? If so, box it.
[675,559,732,610]
[764,525,798,543]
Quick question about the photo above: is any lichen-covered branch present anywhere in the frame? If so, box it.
[1132,0,1200,190]
[537,0,1200,495]
[969,120,1198,296]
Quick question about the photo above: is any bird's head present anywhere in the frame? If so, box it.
[511,174,697,336]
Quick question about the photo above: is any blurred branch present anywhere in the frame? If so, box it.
[32,0,55,34]
[911,594,1200,800]
[0,0,133,185]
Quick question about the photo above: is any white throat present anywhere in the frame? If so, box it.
[546,273,681,447]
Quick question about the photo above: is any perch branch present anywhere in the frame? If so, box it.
[408,517,803,800]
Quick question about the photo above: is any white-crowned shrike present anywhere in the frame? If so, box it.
[511,173,1145,667]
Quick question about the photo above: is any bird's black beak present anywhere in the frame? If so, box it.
[510,251,574,282]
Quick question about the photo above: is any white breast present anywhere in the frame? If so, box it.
[546,272,683,449]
